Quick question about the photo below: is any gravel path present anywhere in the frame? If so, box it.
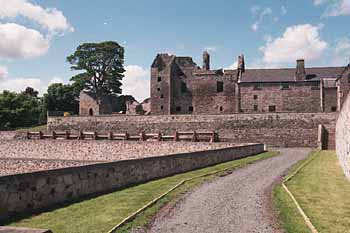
[148,148,311,233]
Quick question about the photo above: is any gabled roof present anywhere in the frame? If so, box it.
[237,66,345,83]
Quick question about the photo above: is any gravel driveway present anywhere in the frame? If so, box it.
[147,148,311,233]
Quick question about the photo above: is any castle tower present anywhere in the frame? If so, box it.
[202,51,210,70]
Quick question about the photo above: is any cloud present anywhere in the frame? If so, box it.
[0,0,74,34]
[260,24,328,64]
[281,6,287,15]
[0,23,49,59]
[314,0,350,17]
[251,7,273,32]
[122,65,149,102]
[0,65,8,80]
[332,38,350,65]
[204,46,217,53]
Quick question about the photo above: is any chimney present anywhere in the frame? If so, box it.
[296,59,306,81]
[237,54,245,82]
[202,51,210,70]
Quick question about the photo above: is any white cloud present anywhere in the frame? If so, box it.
[260,24,328,64]
[227,61,238,70]
[281,6,287,15]
[204,46,217,53]
[0,23,49,59]
[332,38,350,65]
[314,0,350,17]
[251,7,273,32]
[48,77,65,85]
[122,65,149,102]
[0,0,74,34]
[0,65,8,80]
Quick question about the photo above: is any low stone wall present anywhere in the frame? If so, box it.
[0,143,264,221]
[336,92,350,180]
[48,112,338,149]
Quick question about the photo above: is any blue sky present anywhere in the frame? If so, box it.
[0,0,349,101]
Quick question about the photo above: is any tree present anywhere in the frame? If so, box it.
[23,87,39,97]
[43,83,79,113]
[67,41,125,103]
[0,88,41,129]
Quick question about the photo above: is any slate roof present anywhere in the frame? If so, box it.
[237,67,345,83]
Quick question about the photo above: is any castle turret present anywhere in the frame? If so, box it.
[296,59,306,81]
[202,51,210,70]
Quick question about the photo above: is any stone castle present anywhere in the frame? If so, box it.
[79,51,350,116]
[150,52,350,115]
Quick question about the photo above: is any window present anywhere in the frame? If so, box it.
[254,95,258,100]
[348,74,350,83]
[189,106,194,112]
[254,105,258,111]
[89,108,94,116]
[157,76,162,82]
[253,84,261,90]
[160,106,164,110]
[331,106,337,112]
[268,105,276,112]
[217,81,224,92]
[160,94,164,99]
[281,83,290,90]
[176,106,181,112]
[219,106,223,112]
[181,82,187,93]
[157,87,160,91]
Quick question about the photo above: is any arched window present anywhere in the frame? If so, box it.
[89,108,94,116]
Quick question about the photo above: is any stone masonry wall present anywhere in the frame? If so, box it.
[48,112,338,149]
[336,91,350,180]
[0,144,264,221]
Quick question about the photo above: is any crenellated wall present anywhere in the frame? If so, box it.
[48,112,338,149]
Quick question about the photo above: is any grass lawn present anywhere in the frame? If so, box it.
[9,151,278,233]
[273,150,350,233]
[15,125,47,133]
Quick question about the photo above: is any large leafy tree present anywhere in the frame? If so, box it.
[67,41,125,102]
[0,88,41,129]
[43,83,79,113]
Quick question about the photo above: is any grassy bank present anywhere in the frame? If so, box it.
[273,150,350,233]
[9,151,278,233]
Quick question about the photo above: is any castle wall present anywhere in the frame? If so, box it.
[0,144,264,221]
[240,82,321,113]
[336,90,350,180]
[323,88,338,112]
[48,112,337,149]
[79,92,99,116]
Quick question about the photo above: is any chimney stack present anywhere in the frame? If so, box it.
[202,51,210,70]
[296,59,306,81]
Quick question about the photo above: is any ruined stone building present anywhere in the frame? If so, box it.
[150,52,350,115]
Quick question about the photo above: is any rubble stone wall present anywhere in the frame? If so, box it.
[0,144,264,221]
[48,112,338,149]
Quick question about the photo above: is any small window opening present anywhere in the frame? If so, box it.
[268,105,276,112]
[160,94,164,99]
[331,106,337,112]
[160,105,164,110]
[254,105,258,111]
[219,106,223,112]
[181,82,187,93]
[89,108,94,116]
[189,106,194,112]
[157,76,162,82]
[217,81,224,92]
[281,83,290,90]
[347,74,350,83]
[254,95,258,100]
[157,87,160,91]
[176,106,181,112]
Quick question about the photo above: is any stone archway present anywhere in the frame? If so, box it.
[89,108,94,116]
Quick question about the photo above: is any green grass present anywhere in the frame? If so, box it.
[273,150,350,233]
[9,151,278,233]
[15,125,47,132]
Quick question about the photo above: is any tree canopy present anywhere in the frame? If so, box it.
[67,41,125,101]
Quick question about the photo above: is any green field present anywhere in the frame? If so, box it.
[9,151,278,233]
[274,150,350,233]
